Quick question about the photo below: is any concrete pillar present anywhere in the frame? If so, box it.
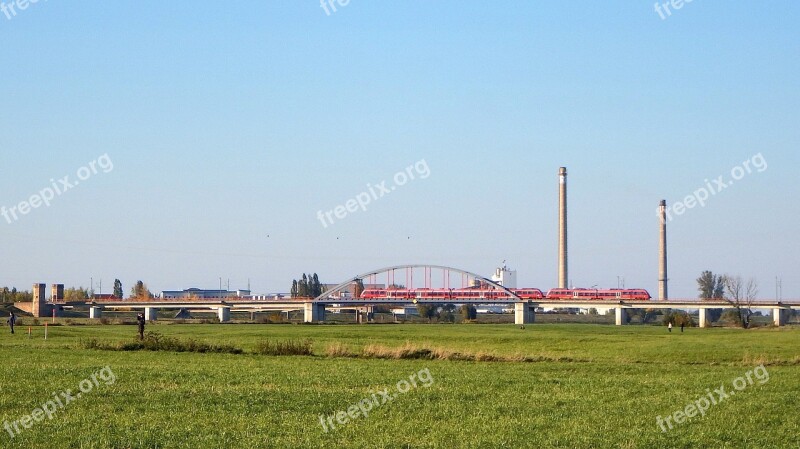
[514,302,535,325]
[218,306,231,323]
[144,307,158,321]
[773,308,786,326]
[615,307,627,326]
[698,308,708,328]
[89,306,103,319]
[304,303,325,323]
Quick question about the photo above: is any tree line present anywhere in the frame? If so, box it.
[290,273,324,298]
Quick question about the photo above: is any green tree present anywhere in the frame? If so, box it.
[697,271,725,299]
[698,271,725,323]
[627,308,659,324]
[439,304,456,323]
[459,304,477,321]
[416,304,438,322]
[310,273,323,297]
[663,311,695,327]
[290,273,326,298]
[64,287,90,301]
[113,279,123,299]
[298,274,308,297]
[1,287,33,302]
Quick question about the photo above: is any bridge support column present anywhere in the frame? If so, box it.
[698,309,708,328]
[773,308,787,327]
[304,303,325,323]
[514,302,535,325]
[144,307,158,321]
[615,307,627,326]
[89,306,103,319]
[218,307,231,323]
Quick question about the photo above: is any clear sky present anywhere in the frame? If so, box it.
[1,1,798,298]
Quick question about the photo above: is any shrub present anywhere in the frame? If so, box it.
[254,339,313,356]
[662,311,695,327]
[324,342,358,358]
[82,331,243,354]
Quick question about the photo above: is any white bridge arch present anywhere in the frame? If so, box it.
[314,264,522,302]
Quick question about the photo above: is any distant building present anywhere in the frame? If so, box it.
[491,265,517,289]
[160,288,251,300]
[247,294,287,301]
[476,305,513,314]
[390,306,419,316]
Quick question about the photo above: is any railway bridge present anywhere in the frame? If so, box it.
[82,264,798,326]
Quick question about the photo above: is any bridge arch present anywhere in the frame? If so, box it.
[314,264,522,301]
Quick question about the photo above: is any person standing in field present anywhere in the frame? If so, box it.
[680,322,685,332]
[7,311,16,334]
[668,321,672,332]
[137,312,145,340]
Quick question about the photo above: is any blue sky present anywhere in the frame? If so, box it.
[1,1,798,298]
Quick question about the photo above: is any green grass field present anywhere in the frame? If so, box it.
[1,323,798,448]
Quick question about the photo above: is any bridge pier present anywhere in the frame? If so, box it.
[514,302,535,325]
[89,306,103,319]
[144,307,158,321]
[698,309,708,328]
[218,306,231,323]
[304,303,326,323]
[773,308,787,326]
[615,307,627,326]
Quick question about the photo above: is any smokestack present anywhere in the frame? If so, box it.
[558,167,568,289]
[658,200,668,300]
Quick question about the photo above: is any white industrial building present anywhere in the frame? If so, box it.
[491,265,517,288]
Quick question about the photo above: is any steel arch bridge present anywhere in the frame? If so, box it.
[314,264,523,302]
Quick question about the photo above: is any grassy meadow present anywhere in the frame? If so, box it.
[0,322,798,448]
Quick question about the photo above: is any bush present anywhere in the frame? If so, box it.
[254,339,313,356]
[459,305,478,321]
[83,332,244,354]
[324,342,357,358]
[82,338,108,350]
[662,311,695,327]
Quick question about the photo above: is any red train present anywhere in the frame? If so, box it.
[359,288,543,300]
[359,287,650,301]
[545,288,651,301]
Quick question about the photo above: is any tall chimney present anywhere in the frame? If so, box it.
[558,167,568,289]
[658,200,668,300]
